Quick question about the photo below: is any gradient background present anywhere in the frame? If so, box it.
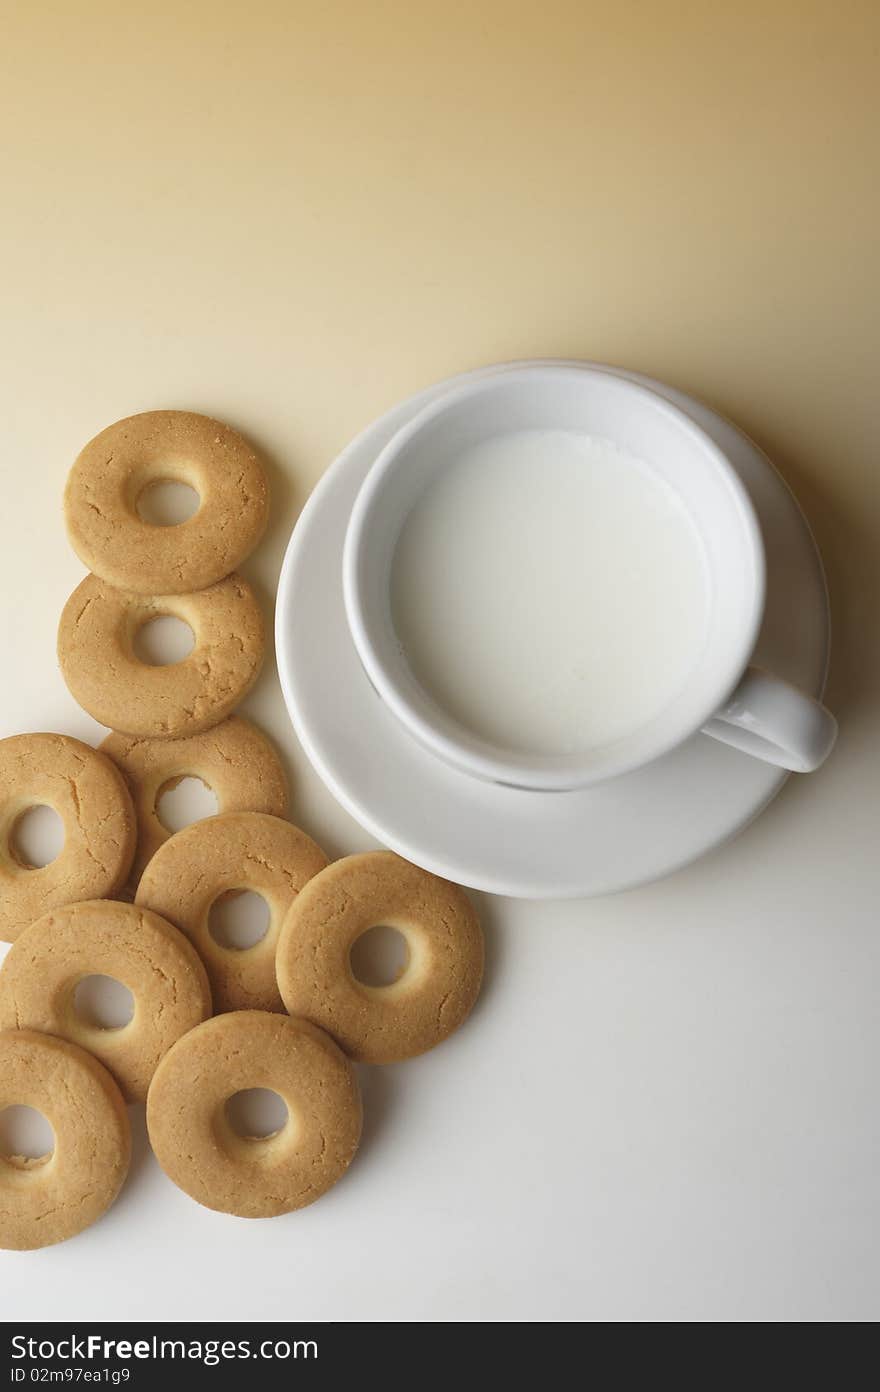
[0,1,877,1321]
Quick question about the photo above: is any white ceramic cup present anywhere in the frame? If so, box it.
[343,366,836,791]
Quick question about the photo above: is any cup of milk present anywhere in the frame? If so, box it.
[343,366,836,790]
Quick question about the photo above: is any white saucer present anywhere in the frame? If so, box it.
[275,362,830,899]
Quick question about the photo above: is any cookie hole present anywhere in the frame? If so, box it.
[209,891,270,951]
[133,614,195,666]
[73,975,135,1030]
[0,1105,55,1167]
[137,479,200,526]
[156,775,218,833]
[225,1089,288,1141]
[350,925,410,987]
[9,805,65,869]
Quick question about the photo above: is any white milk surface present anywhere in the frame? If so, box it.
[390,429,710,756]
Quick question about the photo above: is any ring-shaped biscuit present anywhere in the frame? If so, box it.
[57,573,264,738]
[0,1029,130,1250]
[276,851,484,1063]
[0,900,212,1102]
[146,1011,361,1218]
[64,410,269,594]
[101,717,288,881]
[135,812,328,1013]
[0,733,136,943]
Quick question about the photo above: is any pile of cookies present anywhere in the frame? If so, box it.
[0,411,483,1251]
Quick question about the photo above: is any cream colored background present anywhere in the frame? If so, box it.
[1,1,878,1321]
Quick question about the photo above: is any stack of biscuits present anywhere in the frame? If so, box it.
[0,411,483,1251]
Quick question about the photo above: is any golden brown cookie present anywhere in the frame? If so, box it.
[57,573,264,737]
[0,733,136,943]
[0,1029,130,1250]
[64,410,269,594]
[276,851,484,1063]
[0,899,212,1102]
[101,717,288,882]
[146,1011,361,1218]
[135,812,328,1013]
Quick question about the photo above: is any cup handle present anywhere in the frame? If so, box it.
[701,666,837,772]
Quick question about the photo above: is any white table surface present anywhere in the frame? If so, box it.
[1,0,877,1323]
